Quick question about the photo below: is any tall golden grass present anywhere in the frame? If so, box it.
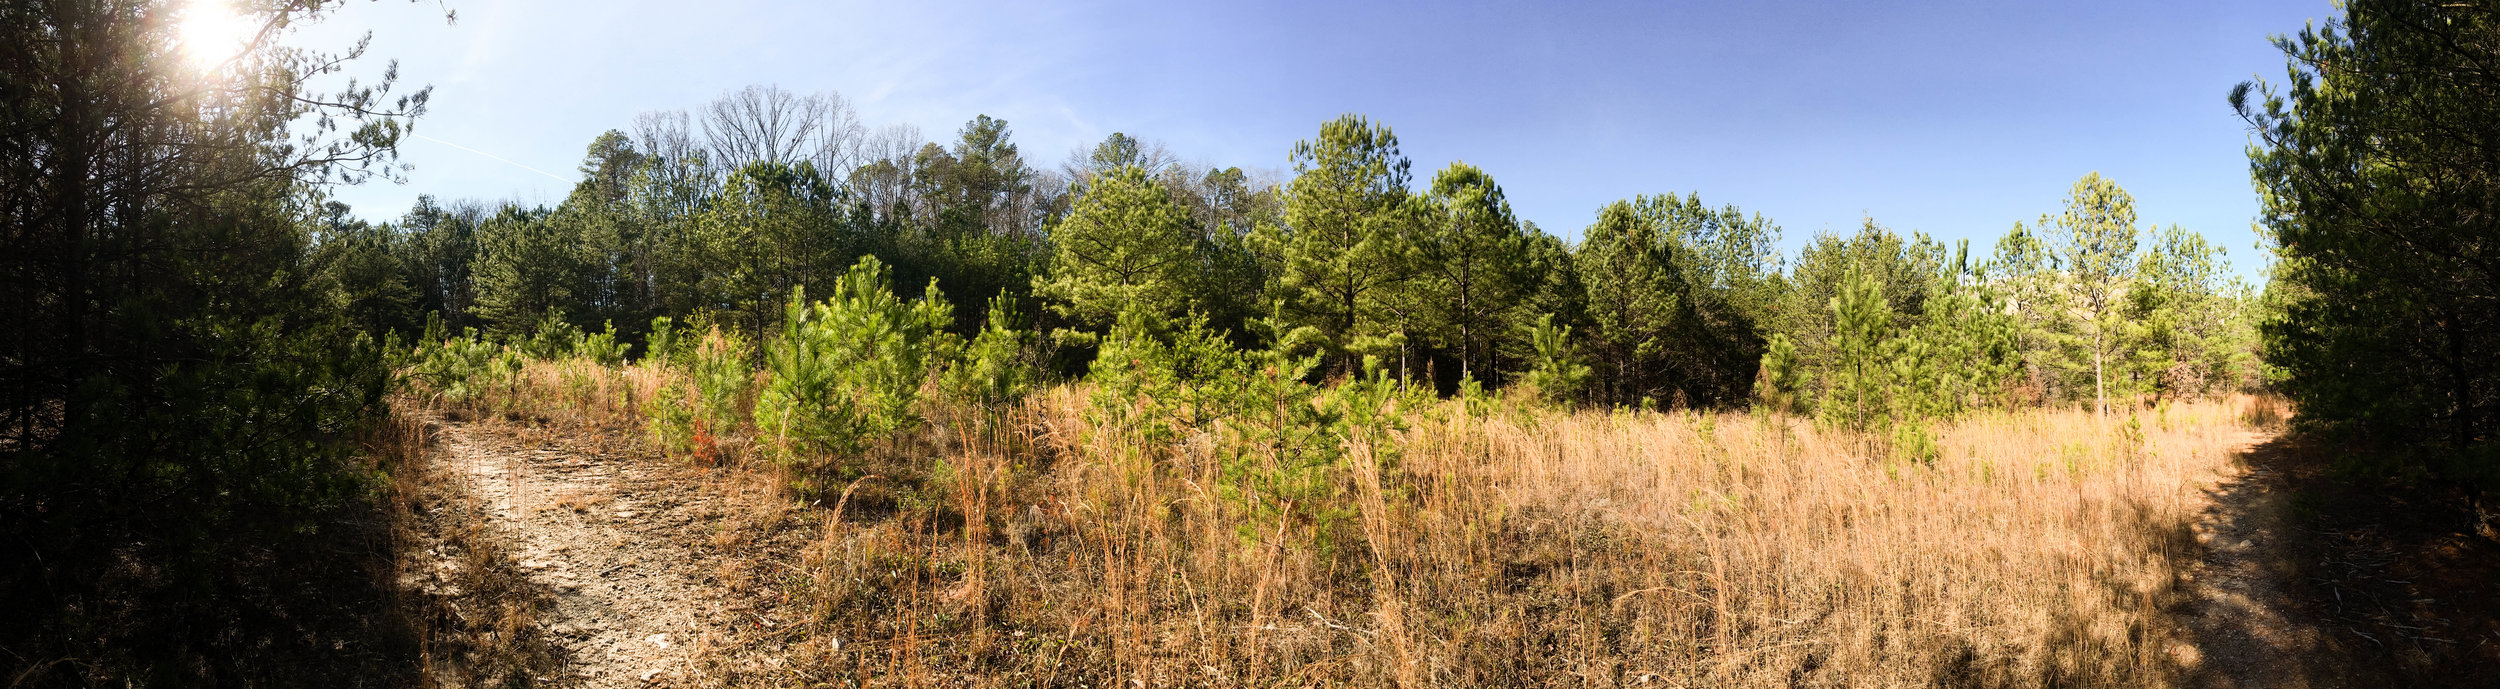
[461,357,2262,687]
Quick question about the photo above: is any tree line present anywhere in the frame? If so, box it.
[328,90,2263,421]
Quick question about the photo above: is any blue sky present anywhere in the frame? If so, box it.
[301,0,2328,277]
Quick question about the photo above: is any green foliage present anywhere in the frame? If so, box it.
[1260,114,1416,370]
[647,315,683,364]
[1407,163,1536,382]
[1577,201,1686,405]
[2235,0,2499,447]
[0,1,423,679]
[1755,332,1805,414]
[755,256,955,474]
[646,324,754,462]
[577,320,633,367]
[2122,226,2255,400]
[518,310,586,361]
[1080,300,1360,533]
[1211,310,1345,530]
[310,202,422,338]
[410,327,523,407]
[1778,252,2023,458]
[2039,172,2143,415]
[1905,261,2022,416]
[687,161,852,338]
[1774,220,1947,374]
[1088,306,1249,443]
[1633,193,1784,406]
[1825,266,1896,430]
[943,294,1035,409]
[1035,164,1203,333]
[1521,314,1592,405]
[471,204,589,338]
[398,195,483,333]
[1888,420,1943,466]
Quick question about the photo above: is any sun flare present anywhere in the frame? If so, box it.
[177,0,252,70]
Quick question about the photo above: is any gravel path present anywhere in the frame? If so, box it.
[444,421,737,687]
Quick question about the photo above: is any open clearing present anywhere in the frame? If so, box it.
[398,391,2390,687]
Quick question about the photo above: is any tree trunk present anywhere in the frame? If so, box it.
[2094,326,2108,419]
[2450,313,2475,448]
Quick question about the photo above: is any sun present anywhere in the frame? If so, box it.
[177,0,254,70]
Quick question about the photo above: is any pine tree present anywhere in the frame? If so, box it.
[1636,193,1783,406]
[688,161,850,340]
[1577,201,1686,406]
[1521,314,1591,405]
[1034,164,1201,336]
[2044,173,2142,417]
[1826,265,1894,430]
[1258,114,1414,373]
[1408,163,1533,383]
[2236,0,2500,446]
[471,204,589,337]
[1755,333,1805,414]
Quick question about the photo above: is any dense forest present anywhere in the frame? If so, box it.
[3,0,2495,685]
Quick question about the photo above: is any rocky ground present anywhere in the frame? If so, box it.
[426,416,745,687]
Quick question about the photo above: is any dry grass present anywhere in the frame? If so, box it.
[2238,393,2288,431]
[457,358,2268,687]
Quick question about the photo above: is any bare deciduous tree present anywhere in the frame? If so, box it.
[849,124,927,221]
[697,85,867,178]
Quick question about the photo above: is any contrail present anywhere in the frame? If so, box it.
[413,133,572,183]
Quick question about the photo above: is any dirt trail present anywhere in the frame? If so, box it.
[2178,431,2351,688]
[440,419,738,687]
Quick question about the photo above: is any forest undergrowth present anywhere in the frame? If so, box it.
[410,340,2279,688]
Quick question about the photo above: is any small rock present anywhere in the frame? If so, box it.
[646,633,671,648]
[638,668,665,682]
[615,511,639,519]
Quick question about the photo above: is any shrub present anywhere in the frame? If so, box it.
[1520,313,1590,405]
[754,256,954,482]
[409,326,521,408]
[942,294,1034,411]
[576,320,632,367]
[646,325,753,462]
[517,311,583,361]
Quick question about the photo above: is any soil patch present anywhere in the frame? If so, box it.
[430,415,748,687]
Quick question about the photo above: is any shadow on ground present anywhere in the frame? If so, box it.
[2178,435,2500,688]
